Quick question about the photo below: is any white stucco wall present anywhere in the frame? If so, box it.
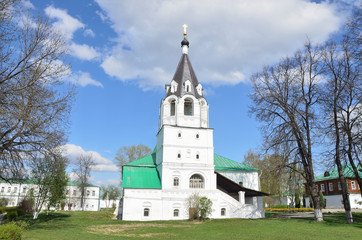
[305,194,362,209]
[122,188,264,221]
[0,182,100,211]
[216,170,259,191]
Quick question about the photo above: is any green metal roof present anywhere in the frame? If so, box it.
[214,154,259,171]
[122,152,257,189]
[125,153,157,167]
[315,164,362,181]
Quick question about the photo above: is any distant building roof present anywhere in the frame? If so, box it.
[122,153,258,189]
[0,179,98,188]
[315,164,362,181]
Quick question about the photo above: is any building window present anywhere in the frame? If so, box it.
[351,181,356,190]
[184,98,193,116]
[239,182,243,187]
[144,208,150,217]
[196,134,199,139]
[196,154,199,159]
[92,191,95,196]
[177,153,181,159]
[13,187,17,193]
[87,190,90,196]
[7,187,11,193]
[1,187,4,193]
[321,184,325,192]
[221,208,226,216]
[329,182,333,191]
[23,187,27,193]
[170,100,176,116]
[189,174,204,189]
[174,209,179,217]
[338,181,342,190]
[73,190,76,196]
[173,177,179,187]
[178,132,181,138]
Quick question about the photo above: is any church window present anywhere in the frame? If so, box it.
[178,132,181,138]
[196,154,199,159]
[221,208,226,216]
[196,134,199,139]
[177,153,181,159]
[184,98,193,116]
[7,187,11,193]
[174,209,179,217]
[73,190,76,196]
[186,85,190,92]
[144,208,150,217]
[189,174,204,189]
[239,181,243,187]
[13,187,17,193]
[87,190,90,196]
[170,100,176,116]
[351,181,356,190]
[1,187,4,193]
[329,183,333,191]
[173,177,179,187]
[23,187,27,193]
[92,191,95,196]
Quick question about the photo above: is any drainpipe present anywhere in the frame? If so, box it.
[98,186,101,211]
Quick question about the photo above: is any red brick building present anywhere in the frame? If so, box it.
[305,164,362,209]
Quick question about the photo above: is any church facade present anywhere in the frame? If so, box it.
[119,27,267,221]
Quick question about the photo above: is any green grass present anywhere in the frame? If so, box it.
[10,210,362,240]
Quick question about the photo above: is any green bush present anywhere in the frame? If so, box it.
[295,193,301,208]
[6,211,18,222]
[0,223,22,240]
[0,198,9,207]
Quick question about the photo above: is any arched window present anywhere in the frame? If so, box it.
[186,86,190,92]
[144,208,150,217]
[196,134,199,139]
[177,153,181,159]
[174,209,179,217]
[173,177,179,186]
[170,99,176,116]
[184,98,193,116]
[221,208,226,216]
[189,174,204,188]
[196,154,199,159]
[178,132,181,138]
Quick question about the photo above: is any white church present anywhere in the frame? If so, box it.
[119,26,267,221]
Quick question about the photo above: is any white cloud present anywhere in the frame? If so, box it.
[45,6,85,41]
[84,28,96,38]
[95,0,344,89]
[96,179,120,186]
[63,70,103,87]
[69,43,100,61]
[61,144,118,172]
[21,0,34,9]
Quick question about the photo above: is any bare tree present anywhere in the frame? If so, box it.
[250,42,324,221]
[115,144,152,168]
[73,153,95,211]
[0,0,75,180]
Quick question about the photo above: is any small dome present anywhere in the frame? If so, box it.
[181,38,189,47]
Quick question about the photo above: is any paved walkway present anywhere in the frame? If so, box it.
[276,208,362,219]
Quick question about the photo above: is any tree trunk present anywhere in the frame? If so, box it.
[314,209,323,222]
[345,210,353,224]
[33,211,39,219]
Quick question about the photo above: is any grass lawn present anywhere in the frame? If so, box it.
[15,210,362,240]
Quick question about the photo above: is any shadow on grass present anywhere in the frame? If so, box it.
[18,212,72,230]
[270,212,362,228]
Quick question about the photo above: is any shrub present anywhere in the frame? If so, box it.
[0,198,9,207]
[6,211,18,222]
[319,191,325,208]
[0,223,23,240]
[295,193,301,208]
[199,197,212,221]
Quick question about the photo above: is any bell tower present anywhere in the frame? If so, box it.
[156,25,216,191]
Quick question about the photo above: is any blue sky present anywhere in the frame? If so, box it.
[24,0,358,186]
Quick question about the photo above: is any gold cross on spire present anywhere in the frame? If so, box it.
[182,24,188,37]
